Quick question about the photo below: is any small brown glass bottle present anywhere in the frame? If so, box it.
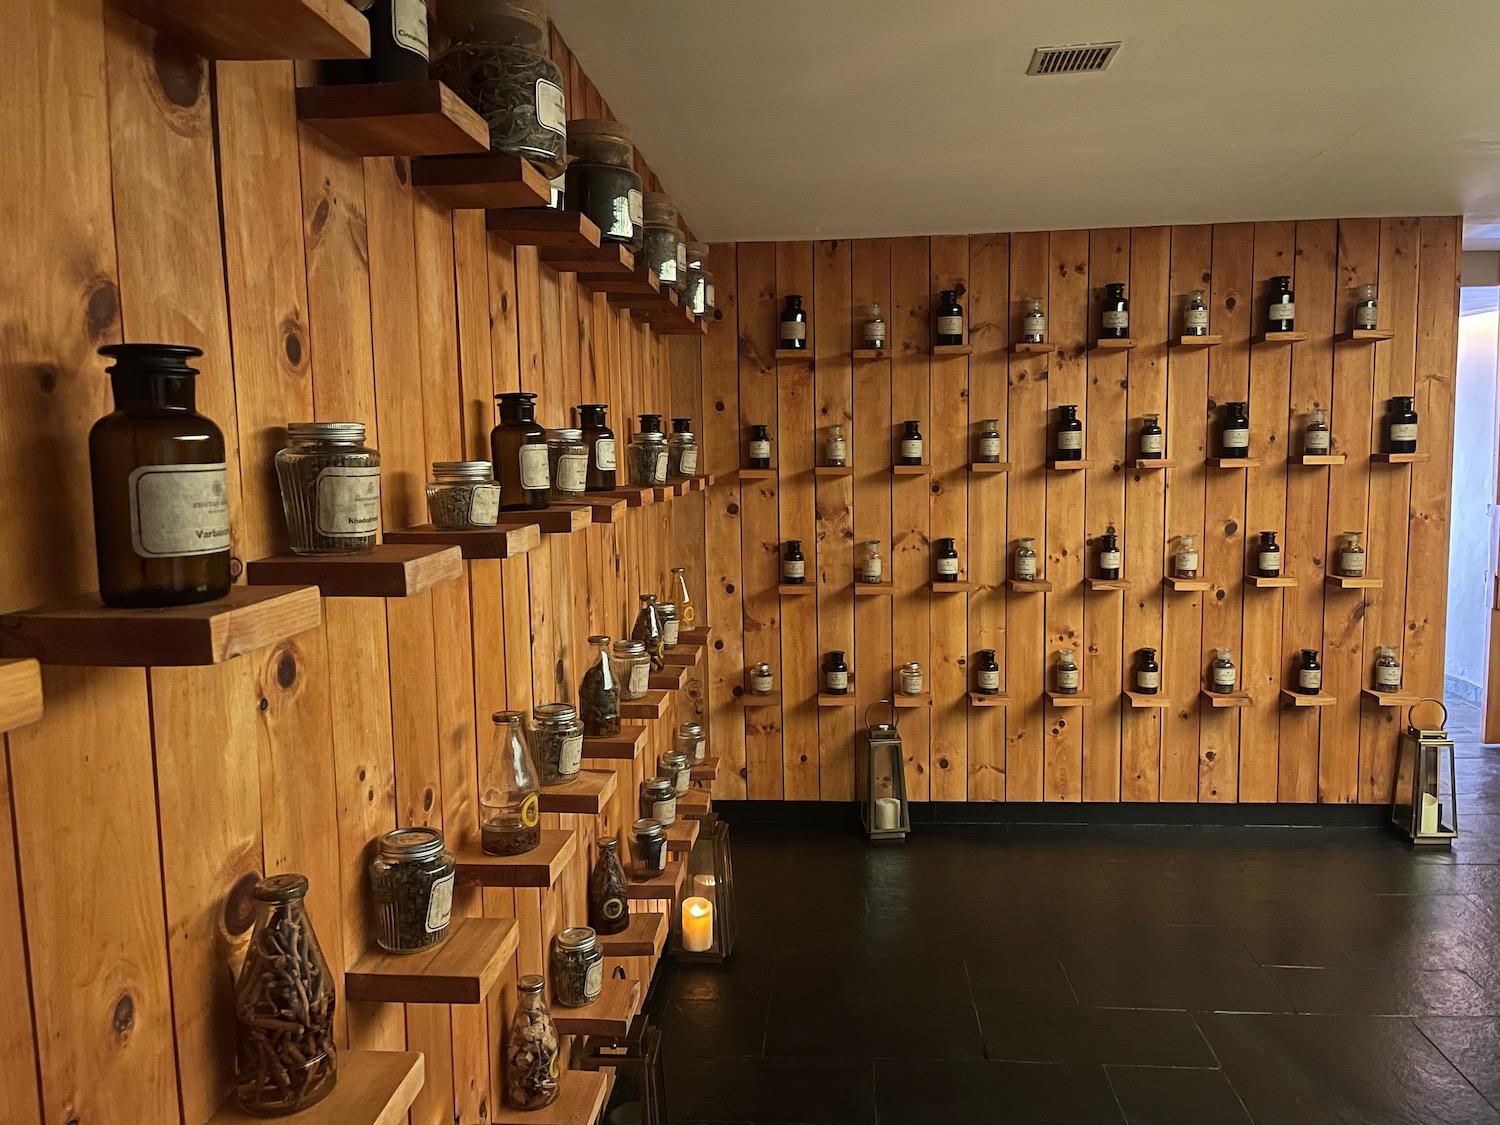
[587,838,629,935]
[1256,531,1281,577]
[974,648,1001,695]
[492,392,549,510]
[935,290,965,345]
[576,403,617,491]
[1098,528,1121,580]
[89,344,232,608]
[747,425,772,469]
[824,650,849,695]
[898,420,924,466]
[1135,648,1161,695]
[779,295,808,350]
[1295,648,1323,695]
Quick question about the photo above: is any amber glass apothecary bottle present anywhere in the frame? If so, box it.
[89,344,232,608]
[480,711,542,856]
[491,391,549,510]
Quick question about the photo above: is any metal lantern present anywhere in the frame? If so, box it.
[860,700,910,840]
[1391,698,1459,845]
[668,810,737,963]
[578,1016,667,1125]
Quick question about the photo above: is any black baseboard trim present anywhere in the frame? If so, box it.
[714,799,1391,829]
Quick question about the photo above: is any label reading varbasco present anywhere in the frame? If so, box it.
[558,453,588,493]
[627,189,644,228]
[520,792,540,828]
[1058,431,1083,450]
[662,618,680,646]
[1258,551,1281,573]
[1213,666,1237,687]
[1102,310,1128,329]
[900,439,922,458]
[315,466,381,538]
[1140,432,1164,454]
[1298,669,1322,690]
[469,485,501,525]
[978,670,1000,690]
[782,321,806,341]
[937,315,963,337]
[1376,665,1402,687]
[1058,668,1079,689]
[393,0,429,59]
[1223,429,1249,449]
[535,79,565,134]
[595,437,617,471]
[784,560,805,579]
[519,444,550,490]
[1390,423,1418,442]
[679,449,698,476]
[128,463,231,558]
[559,735,583,776]
[827,670,848,690]
[1137,671,1160,689]
[629,663,649,695]
[1269,302,1295,321]
[1101,549,1121,571]
[425,873,455,933]
[1185,308,1210,330]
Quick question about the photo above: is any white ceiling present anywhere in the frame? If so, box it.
[548,0,1500,246]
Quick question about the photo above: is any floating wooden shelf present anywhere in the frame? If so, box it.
[581,725,648,760]
[736,691,782,709]
[345,916,518,1005]
[1125,691,1170,709]
[892,692,932,707]
[968,692,1009,707]
[627,858,687,902]
[550,978,641,1037]
[0,659,43,732]
[892,464,930,476]
[1362,689,1418,706]
[499,506,592,535]
[774,348,811,360]
[1085,578,1129,591]
[1049,459,1093,471]
[817,689,856,706]
[1202,689,1251,708]
[1256,331,1308,345]
[486,209,601,250]
[678,789,711,819]
[620,689,671,720]
[689,756,719,783]
[598,911,667,958]
[652,480,691,502]
[931,581,976,593]
[614,286,681,315]
[664,646,702,667]
[1295,453,1347,466]
[854,582,896,595]
[777,583,815,596]
[1163,576,1211,592]
[680,626,714,646]
[410,153,550,211]
[589,485,655,507]
[537,770,617,815]
[246,544,462,598]
[540,242,634,276]
[1008,578,1053,593]
[852,348,890,360]
[1336,329,1395,343]
[931,344,973,356]
[1282,690,1335,707]
[587,267,660,298]
[1209,457,1261,469]
[295,81,488,158]
[1012,341,1052,354]
[815,466,855,477]
[454,830,577,889]
[0,585,321,668]
[1133,458,1177,470]
[666,817,699,854]
[1372,452,1431,464]
[489,1069,610,1125]
[1092,338,1137,350]
[383,522,540,560]
[1173,335,1222,348]
[559,495,628,524]
[207,1050,422,1125]
[1246,574,1297,588]
[649,663,690,691]
[1325,574,1383,590]
[738,468,777,480]
[636,301,707,336]
[969,462,1012,473]
[117,0,371,60]
[1046,691,1092,707]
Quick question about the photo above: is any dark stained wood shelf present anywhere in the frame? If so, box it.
[680,626,714,646]
[485,209,601,250]
[557,495,628,524]
[208,1050,422,1125]
[383,522,541,560]
[678,789,712,820]
[584,266,660,298]
[454,830,577,889]
[649,663,690,691]
[597,911,667,958]
[0,659,43,732]
[0,585,321,667]
[620,689,671,720]
[589,485,655,507]
[542,242,635,276]
[626,858,687,902]
[295,81,488,157]
[666,816,700,854]
[246,544,462,598]
[497,506,593,535]
[537,770,617,815]
[582,724,649,760]
[344,916,518,1005]
[689,756,719,783]
[1201,689,1251,708]
[549,978,641,1036]
[410,153,550,211]
[664,645,703,667]
[117,0,371,60]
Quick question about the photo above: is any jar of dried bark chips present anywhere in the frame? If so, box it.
[505,974,560,1110]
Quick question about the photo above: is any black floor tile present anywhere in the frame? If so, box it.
[1416,1016,1500,1102]
[977,1005,1217,1067]
[1057,927,1292,1013]
[872,1059,1124,1125]
[964,951,1078,1008]
[1266,966,1500,1016]
[654,952,776,1005]
[668,1056,875,1124]
[1229,925,1354,968]
[1106,1065,1253,1125]
[658,998,769,1056]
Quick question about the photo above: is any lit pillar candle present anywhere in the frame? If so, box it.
[1420,792,1440,835]
[682,896,713,952]
[875,797,900,831]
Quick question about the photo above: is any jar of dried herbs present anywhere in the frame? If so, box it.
[433,0,566,178]
[426,461,500,530]
[632,593,666,670]
[481,711,541,856]
[900,662,925,696]
[549,926,604,1007]
[682,240,714,317]
[641,192,685,291]
[641,776,676,826]
[234,875,337,1115]
[546,427,587,501]
[657,749,691,796]
[275,422,381,555]
[578,635,621,736]
[505,974,560,1110]
[588,838,629,934]
[613,640,650,700]
[630,818,667,879]
[675,721,706,763]
[530,703,583,785]
[629,415,669,486]
[565,119,643,251]
[668,416,698,479]
[749,662,774,695]
[657,602,680,649]
[368,826,456,954]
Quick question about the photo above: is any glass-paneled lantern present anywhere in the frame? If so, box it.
[1391,698,1459,845]
[669,811,736,962]
[860,701,910,840]
[579,1016,667,1125]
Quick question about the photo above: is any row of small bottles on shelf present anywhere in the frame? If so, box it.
[777,275,1386,352]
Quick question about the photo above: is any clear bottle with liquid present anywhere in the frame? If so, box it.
[1304,408,1331,457]
[1055,649,1080,695]
[1174,534,1200,580]
[480,711,541,856]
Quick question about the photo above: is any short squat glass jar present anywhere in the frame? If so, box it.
[668,417,699,479]
[658,749,691,796]
[1374,644,1403,692]
[675,721,706,763]
[682,241,714,316]
[546,428,588,501]
[641,192,684,290]
[1014,537,1039,582]
[565,119,643,251]
[426,461,500,530]
[630,817,668,879]
[899,661,924,696]
[369,826,456,954]
[550,926,604,1008]
[276,422,381,555]
[641,775,676,826]
[530,703,584,785]
[749,662,774,695]
[613,639,651,700]
[629,415,669,486]
[1174,534,1200,580]
[860,539,884,584]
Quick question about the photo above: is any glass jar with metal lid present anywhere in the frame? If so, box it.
[275,422,381,555]
[368,826,456,954]
[629,818,667,879]
[682,240,714,317]
[667,416,698,479]
[658,749,691,796]
[426,460,500,530]
[549,926,604,1007]
[657,601,680,648]
[530,703,583,785]
[640,775,676,825]
[675,721,706,763]
[565,119,643,251]
[899,662,925,696]
[641,192,685,291]
[546,428,587,501]
[749,662,774,696]
[613,639,650,700]
[629,415,669,486]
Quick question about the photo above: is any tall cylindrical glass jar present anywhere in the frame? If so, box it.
[426,461,500,530]
[565,119,643,251]
[668,417,698,479]
[275,422,382,555]
[682,241,714,316]
[546,427,588,502]
[491,391,549,510]
[629,415,669,486]
[641,192,685,291]
[505,974,560,1110]
[630,818,668,878]
[613,639,650,700]
[578,635,621,736]
[368,826,456,954]
[530,703,583,785]
[480,711,541,856]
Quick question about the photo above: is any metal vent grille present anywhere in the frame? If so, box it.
[1026,41,1122,76]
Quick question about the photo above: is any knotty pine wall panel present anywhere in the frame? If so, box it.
[699,221,1459,807]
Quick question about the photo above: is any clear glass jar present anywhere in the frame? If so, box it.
[1174,534,1199,579]
[588,838,629,934]
[565,119,643,251]
[1015,537,1038,582]
[632,593,665,669]
[1339,531,1366,576]
[825,424,847,467]
[658,749,691,796]
[426,460,500,530]
[549,926,603,1008]
[546,428,587,501]
[1210,647,1237,693]
[1022,297,1046,343]
[275,422,381,555]
[630,818,668,879]
[629,416,668,486]
[530,703,583,785]
[675,721,706,763]
[641,776,676,825]
[860,539,884,584]
[434,0,566,177]
[481,711,541,855]
[899,662,924,696]
[1184,288,1209,336]
[658,602,680,648]
[863,304,886,349]
[977,418,1001,463]
[1374,644,1403,692]
[749,662,774,695]
[1056,649,1080,695]
[641,192,684,291]
[578,635,620,736]
[505,974,560,1110]
[368,826,456,954]
[233,875,337,1115]
[683,240,714,317]
[613,640,650,700]
[1305,408,1331,456]
[668,417,698,479]
[668,566,695,626]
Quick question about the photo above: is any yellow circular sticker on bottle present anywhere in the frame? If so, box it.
[548,1050,559,1079]
[520,792,540,828]
[603,897,625,920]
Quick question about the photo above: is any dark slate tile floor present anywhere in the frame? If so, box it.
[651,697,1500,1124]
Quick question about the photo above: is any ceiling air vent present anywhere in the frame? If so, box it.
[1026,41,1121,76]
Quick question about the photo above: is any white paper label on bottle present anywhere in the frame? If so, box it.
[1258,551,1281,573]
[937,557,958,576]
[826,669,848,690]
[900,670,924,695]
[315,466,381,538]
[627,189,644,228]
[1341,550,1366,575]
[749,439,771,459]
[978,436,1001,459]
[657,255,678,285]
[826,438,847,464]
[1058,430,1083,451]
[1023,313,1046,337]
[1390,423,1418,442]
[629,663,649,695]
[662,618,680,646]
[750,671,773,694]
[425,872,454,932]
[1355,305,1379,329]
[900,438,923,459]
[783,559,805,579]
[392,0,430,59]
[128,462,231,558]
[1376,664,1403,687]
[1015,555,1037,581]
[1223,428,1249,450]
[468,485,501,525]
[654,450,668,481]
[1100,549,1121,571]
[559,735,583,776]
[1102,310,1129,329]
[1057,667,1080,690]
[652,798,676,825]
[595,437,617,471]
[705,282,715,309]
[1177,551,1199,573]
[1185,307,1210,330]
[937,315,963,337]
[861,559,882,581]
[585,959,603,999]
[558,452,588,493]
[1137,670,1160,689]
[679,448,698,476]
[978,669,1000,690]
[1305,430,1330,453]
[518,444,550,490]
[1140,432,1164,454]
[1298,668,1322,690]
[677,243,688,274]
[1269,301,1295,322]
[1213,665,1237,688]
[782,321,806,341]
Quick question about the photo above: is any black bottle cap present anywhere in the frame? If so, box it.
[938,538,956,550]
[903,419,921,430]
[784,294,803,303]
[978,649,995,660]
[1301,648,1318,660]
[829,650,845,661]
[1106,282,1126,294]
[99,343,203,375]
[751,424,768,436]
[577,402,608,416]
[1060,404,1079,415]
[638,413,663,433]
[940,289,957,302]
[495,391,537,403]
[786,539,802,550]
[671,417,692,433]
[1270,275,1292,287]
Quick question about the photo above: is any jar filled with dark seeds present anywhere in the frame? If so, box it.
[530,703,583,785]
[275,422,381,555]
[630,817,668,879]
[426,461,500,530]
[613,639,650,700]
[368,826,456,954]
[675,721,706,763]
[641,775,676,826]
[657,602,680,649]
[632,593,666,670]
[549,926,603,1008]
[658,749,691,796]
[505,974,560,1110]
[546,427,587,502]
[565,119,643,251]
[641,192,685,291]
[578,635,621,736]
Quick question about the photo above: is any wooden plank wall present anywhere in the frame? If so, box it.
[695,223,1460,806]
[0,5,699,1122]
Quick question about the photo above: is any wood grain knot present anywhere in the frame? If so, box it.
[275,647,299,690]
[393,158,409,186]
[112,992,135,1038]
[86,279,120,342]
[725,582,736,594]
[422,786,435,812]
[225,872,260,935]
[715,400,726,412]
[258,697,268,712]
[478,1098,487,1120]
[1224,295,1237,310]
[726,502,740,516]
[34,365,58,395]
[310,197,332,240]
[283,323,305,369]
[152,33,203,107]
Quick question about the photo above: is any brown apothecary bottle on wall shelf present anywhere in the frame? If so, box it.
[588,837,629,935]
[89,344,232,608]
[577,403,618,491]
[337,0,431,83]
[276,422,382,555]
[491,391,549,510]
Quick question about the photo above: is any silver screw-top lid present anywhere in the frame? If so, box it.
[253,873,310,903]
[613,640,646,655]
[378,826,446,863]
[644,775,674,796]
[546,428,585,442]
[556,926,598,952]
[678,722,703,737]
[288,421,367,444]
[432,460,493,479]
[492,710,524,724]
[632,818,666,839]
[534,703,578,725]
[518,973,545,994]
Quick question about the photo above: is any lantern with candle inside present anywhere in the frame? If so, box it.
[578,1016,668,1125]
[859,700,910,840]
[1390,697,1459,845]
[669,812,737,962]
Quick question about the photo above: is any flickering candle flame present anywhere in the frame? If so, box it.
[682,896,713,952]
